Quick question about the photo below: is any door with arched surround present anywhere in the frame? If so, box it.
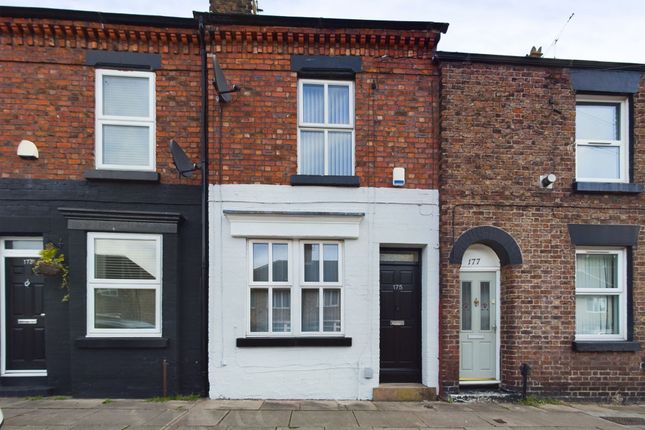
[459,244,500,384]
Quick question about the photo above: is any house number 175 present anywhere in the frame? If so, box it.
[468,258,480,266]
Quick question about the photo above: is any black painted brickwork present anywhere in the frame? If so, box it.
[0,179,202,398]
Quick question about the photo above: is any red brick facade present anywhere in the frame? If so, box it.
[0,16,202,185]
[439,59,645,400]
[205,23,442,189]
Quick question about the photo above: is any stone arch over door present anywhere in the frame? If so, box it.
[449,226,522,266]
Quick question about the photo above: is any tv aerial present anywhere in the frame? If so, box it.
[212,54,240,103]
[169,139,201,178]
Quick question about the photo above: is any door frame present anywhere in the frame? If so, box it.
[459,245,501,385]
[0,237,47,377]
[379,248,422,383]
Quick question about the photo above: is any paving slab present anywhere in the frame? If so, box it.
[3,426,74,430]
[260,400,302,410]
[218,410,291,427]
[299,400,345,411]
[20,398,105,409]
[5,408,97,426]
[170,408,228,427]
[72,409,175,426]
[354,410,429,428]
[290,410,358,427]
[374,401,437,411]
[338,401,379,411]
[416,411,493,428]
[200,400,264,410]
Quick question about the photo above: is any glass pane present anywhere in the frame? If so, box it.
[380,251,419,263]
[272,243,288,282]
[94,288,155,329]
[480,281,490,331]
[5,239,43,250]
[323,289,341,332]
[252,243,269,282]
[328,85,350,125]
[323,244,339,282]
[250,289,268,332]
[272,289,291,332]
[102,125,150,167]
[576,295,619,335]
[94,238,158,280]
[301,289,319,331]
[304,244,320,282]
[576,253,618,289]
[328,132,352,176]
[103,75,150,117]
[300,131,324,175]
[461,281,471,331]
[577,145,620,180]
[576,103,619,141]
[302,84,324,123]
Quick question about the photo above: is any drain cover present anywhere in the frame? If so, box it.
[600,416,645,426]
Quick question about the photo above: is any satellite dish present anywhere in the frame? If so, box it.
[212,55,239,103]
[169,139,199,178]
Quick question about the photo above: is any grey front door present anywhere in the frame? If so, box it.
[5,257,46,372]
[459,271,496,382]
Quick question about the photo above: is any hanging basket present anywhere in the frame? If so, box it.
[34,262,62,277]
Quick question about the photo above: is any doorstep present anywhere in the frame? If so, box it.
[372,383,437,401]
[449,386,520,403]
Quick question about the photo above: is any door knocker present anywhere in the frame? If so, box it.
[473,298,479,307]
[24,279,31,287]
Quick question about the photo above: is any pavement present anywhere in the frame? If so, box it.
[0,397,644,430]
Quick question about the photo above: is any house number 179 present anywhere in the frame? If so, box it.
[468,258,480,266]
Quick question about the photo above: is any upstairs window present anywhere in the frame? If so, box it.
[575,96,628,183]
[298,80,354,176]
[96,70,156,171]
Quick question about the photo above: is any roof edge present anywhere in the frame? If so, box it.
[0,6,196,28]
[435,51,645,71]
[194,11,448,33]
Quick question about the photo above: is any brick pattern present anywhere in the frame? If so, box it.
[440,62,645,400]
[209,0,257,14]
[0,18,201,185]
[209,42,440,189]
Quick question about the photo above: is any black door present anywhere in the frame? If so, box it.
[5,257,46,371]
[379,251,421,382]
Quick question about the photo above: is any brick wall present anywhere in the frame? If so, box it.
[440,61,645,400]
[206,26,441,189]
[0,17,202,185]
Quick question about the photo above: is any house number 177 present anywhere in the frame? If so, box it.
[468,258,480,265]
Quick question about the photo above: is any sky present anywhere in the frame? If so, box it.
[2,0,645,63]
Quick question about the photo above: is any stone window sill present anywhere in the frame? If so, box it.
[236,337,352,347]
[290,175,360,187]
[573,182,643,194]
[85,169,160,182]
[572,341,641,352]
[75,337,169,349]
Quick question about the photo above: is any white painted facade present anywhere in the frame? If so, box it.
[208,184,439,399]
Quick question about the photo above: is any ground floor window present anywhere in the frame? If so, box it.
[87,232,162,337]
[248,240,343,336]
[575,248,626,340]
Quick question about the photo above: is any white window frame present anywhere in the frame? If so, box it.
[574,248,627,341]
[247,240,292,335]
[246,240,344,337]
[575,95,629,183]
[297,79,355,175]
[95,69,156,171]
[87,232,162,338]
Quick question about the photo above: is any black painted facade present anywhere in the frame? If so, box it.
[0,179,203,397]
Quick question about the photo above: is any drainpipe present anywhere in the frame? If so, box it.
[198,15,210,398]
